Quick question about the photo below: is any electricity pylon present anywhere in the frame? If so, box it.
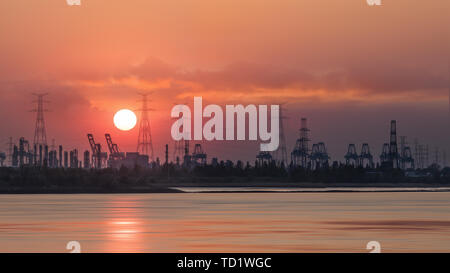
[31,93,49,146]
[137,92,154,161]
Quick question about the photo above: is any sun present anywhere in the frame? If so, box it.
[114,109,137,131]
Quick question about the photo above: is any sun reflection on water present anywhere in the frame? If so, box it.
[102,199,145,252]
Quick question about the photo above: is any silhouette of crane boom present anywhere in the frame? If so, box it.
[105,134,124,160]
[87,134,102,169]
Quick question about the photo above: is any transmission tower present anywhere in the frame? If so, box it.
[31,93,49,146]
[291,117,310,168]
[137,93,154,161]
[172,103,188,163]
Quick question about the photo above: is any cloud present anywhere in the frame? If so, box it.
[128,57,179,81]
[6,57,446,114]
[86,58,448,105]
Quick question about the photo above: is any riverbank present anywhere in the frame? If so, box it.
[1,181,450,194]
[1,166,449,194]
[0,186,182,194]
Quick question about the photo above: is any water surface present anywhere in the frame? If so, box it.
[0,192,449,252]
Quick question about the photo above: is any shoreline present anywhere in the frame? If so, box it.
[0,187,183,194]
[173,187,450,193]
[1,182,450,194]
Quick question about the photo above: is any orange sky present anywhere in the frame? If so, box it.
[0,0,449,162]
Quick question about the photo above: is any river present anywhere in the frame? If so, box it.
[0,192,449,252]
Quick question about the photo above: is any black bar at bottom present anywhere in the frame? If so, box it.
[0,253,446,272]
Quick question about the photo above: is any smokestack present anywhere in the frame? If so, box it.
[84,150,90,169]
[33,144,37,166]
[44,145,49,167]
[39,145,43,167]
[59,145,63,168]
[19,138,25,167]
[64,151,68,168]
[53,151,57,168]
[12,145,19,167]
[389,120,399,168]
[165,144,169,165]
[70,149,79,168]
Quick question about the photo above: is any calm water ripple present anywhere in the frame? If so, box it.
[0,192,449,253]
